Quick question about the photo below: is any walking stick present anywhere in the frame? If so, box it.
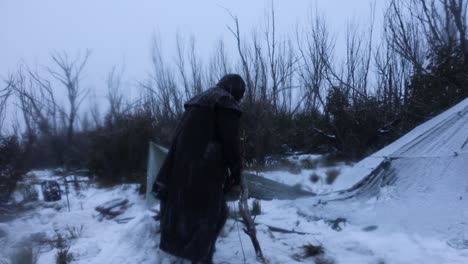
[238,130,267,263]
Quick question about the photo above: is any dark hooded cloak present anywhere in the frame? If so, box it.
[153,74,245,263]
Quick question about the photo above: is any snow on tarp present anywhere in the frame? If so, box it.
[302,97,468,243]
[335,97,468,190]
[146,142,314,205]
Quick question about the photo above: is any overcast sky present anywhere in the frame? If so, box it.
[0,0,388,125]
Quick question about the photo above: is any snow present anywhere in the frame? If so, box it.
[2,95,468,263]
[3,96,468,264]
[2,165,467,264]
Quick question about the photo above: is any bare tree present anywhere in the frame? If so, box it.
[226,11,255,106]
[385,0,427,69]
[188,36,204,96]
[9,67,56,139]
[323,4,376,103]
[296,11,333,113]
[142,35,182,124]
[385,0,468,111]
[263,3,300,114]
[0,79,13,134]
[174,33,206,100]
[107,66,125,122]
[48,50,90,144]
[375,31,411,112]
[207,39,232,84]
[88,92,102,128]
[175,32,191,99]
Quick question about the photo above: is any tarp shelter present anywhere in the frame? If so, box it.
[316,98,468,245]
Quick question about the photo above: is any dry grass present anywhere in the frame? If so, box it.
[65,225,84,240]
[55,246,74,264]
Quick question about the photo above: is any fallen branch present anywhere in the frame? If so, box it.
[265,225,313,235]
[238,175,267,263]
[114,217,135,224]
[231,217,317,236]
[95,198,131,220]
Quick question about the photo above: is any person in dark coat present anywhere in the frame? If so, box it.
[153,74,246,264]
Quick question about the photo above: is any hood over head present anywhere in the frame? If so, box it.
[216,74,245,102]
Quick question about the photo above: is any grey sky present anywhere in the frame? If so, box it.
[1,0,385,92]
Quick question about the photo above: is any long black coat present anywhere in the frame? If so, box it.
[154,87,243,262]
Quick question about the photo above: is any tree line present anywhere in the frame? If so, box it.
[1,0,467,196]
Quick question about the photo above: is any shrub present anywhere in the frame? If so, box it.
[302,243,324,257]
[87,109,158,186]
[326,217,347,231]
[0,136,24,203]
[325,168,340,185]
[55,246,73,264]
[319,154,340,168]
[309,173,320,183]
[65,225,84,240]
[54,231,73,264]
[301,158,319,169]
[251,199,261,216]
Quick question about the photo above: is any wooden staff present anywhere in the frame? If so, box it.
[238,130,267,263]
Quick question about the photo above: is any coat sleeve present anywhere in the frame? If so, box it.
[216,108,243,184]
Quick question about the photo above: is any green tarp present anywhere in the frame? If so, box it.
[146,142,314,207]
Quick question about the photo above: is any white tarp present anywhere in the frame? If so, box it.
[304,98,468,243]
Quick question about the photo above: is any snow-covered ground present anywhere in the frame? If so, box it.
[1,164,467,264]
